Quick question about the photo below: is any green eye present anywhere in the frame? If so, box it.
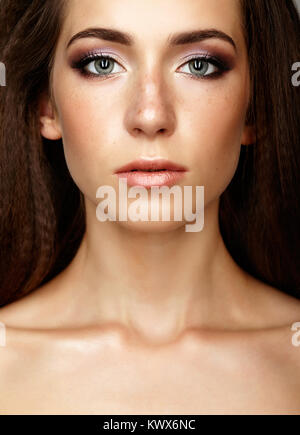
[179,58,219,78]
[74,54,124,77]
[93,57,115,74]
[189,59,210,75]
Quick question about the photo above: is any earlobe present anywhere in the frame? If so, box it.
[241,125,256,146]
[39,92,62,140]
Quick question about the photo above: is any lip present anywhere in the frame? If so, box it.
[114,158,188,188]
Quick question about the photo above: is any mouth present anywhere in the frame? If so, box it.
[114,159,188,188]
[129,168,169,172]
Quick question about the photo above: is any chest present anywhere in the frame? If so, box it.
[2,344,298,414]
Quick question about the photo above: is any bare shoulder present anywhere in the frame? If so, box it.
[245,275,300,359]
[256,322,300,407]
[233,276,300,401]
[0,269,71,330]
[0,275,69,401]
[241,273,300,328]
[0,322,36,409]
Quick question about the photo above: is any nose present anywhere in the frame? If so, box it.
[124,72,176,140]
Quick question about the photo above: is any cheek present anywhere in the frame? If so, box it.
[54,86,118,198]
[182,81,248,199]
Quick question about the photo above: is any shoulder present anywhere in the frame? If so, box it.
[244,277,300,366]
[0,276,68,399]
[238,278,300,401]
[0,322,37,412]
[240,273,300,330]
[0,269,71,330]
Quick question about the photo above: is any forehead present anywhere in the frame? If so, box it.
[61,0,244,48]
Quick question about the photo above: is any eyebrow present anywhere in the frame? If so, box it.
[66,27,237,52]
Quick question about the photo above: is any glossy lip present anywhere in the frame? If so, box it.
[114,158,188,188]
[115,158,188,173]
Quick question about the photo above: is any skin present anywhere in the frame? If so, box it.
[0,0,300,415]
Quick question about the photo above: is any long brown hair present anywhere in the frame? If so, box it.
[0,0,299,306]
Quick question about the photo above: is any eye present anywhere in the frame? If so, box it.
[73,53,229,80]
[178,56,227,79]
[74,54,124,77]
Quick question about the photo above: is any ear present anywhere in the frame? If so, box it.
[241,124,256,146]
[39,92,62,140]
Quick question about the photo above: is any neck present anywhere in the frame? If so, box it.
[62,198,249,343]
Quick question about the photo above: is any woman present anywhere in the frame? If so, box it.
[0,0,299,415]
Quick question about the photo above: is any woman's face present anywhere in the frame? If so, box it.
[41,0,254,232]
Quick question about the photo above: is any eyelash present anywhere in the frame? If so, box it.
[71,51,230,81]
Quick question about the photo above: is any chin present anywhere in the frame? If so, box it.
[115,219,187,234]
